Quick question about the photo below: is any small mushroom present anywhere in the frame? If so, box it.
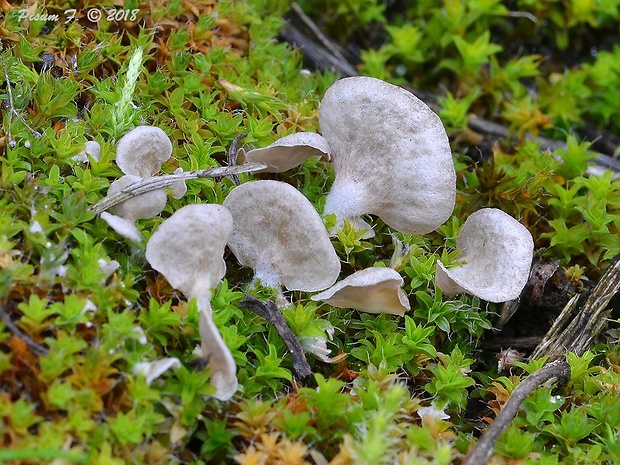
[100,212,143,242]
[72,140,101,163]
[240,132,331,173]
[311,267,410,316]
[145,204,237,401]
[223,180,340,292]
[101,127,186,241]
[109,175,168,221]
[319,76,456,238]
[435,208,534,303]
[168,167,188,199]
[134,357,181,385]
[116,126,173,178]
[100,175,168,241]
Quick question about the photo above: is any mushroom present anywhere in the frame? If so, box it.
[116,126,173,178]
[134,357,181,385]
[101,126,186,241]
[145,204,237,401]
[319,76,456,238]
[435,208,534,303]
[240,132,331,173]
[311,267,410,316]
[223,180,340,292]
[100,175,168,241]
[72,140,101,163]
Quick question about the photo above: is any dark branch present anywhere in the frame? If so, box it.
[0,302,49,357]
[239,295,312,379]
[462,358,571,465]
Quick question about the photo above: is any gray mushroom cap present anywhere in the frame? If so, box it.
[223,180,341,292]
[145,204,237,401]
[241,132,331,173]
[145,204,233,302]
[435,208,534,303]
[319,76,456,237]
[109,175,168,222]
[311,267,411,316]
[100,212,143,242]
[116,126,173,178]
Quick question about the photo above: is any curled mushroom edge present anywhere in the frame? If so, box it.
[434,208,535,303]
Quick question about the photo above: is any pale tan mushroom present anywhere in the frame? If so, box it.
[100,175,168,241]
[116,126,173,178]
[435,208,534,303]
[101,127,186,241]
[145,204,237,401]
[319,76,456,238]
[133,357,181,385]
[311,267,410,316]
[223,180,340,292]
[240,132,331,173]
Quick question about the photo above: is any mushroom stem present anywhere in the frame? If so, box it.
[323,178,371,235]
[90,163,267,215]
[198,308,238,401]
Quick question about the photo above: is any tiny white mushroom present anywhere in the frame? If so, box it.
[319,76,456,238]
[72,140,101,163]
[100,175,167,241]
[241,132,331,173]
[311,267,410,316]
[223,180,341,292]
[100,212,143,242]
[145,204,237,401]
[199,311,238,401]
[116,126,173,177]
[134,357,181,385]
[435,208,534,303]
[168,167,188,199]
[109,175,168,221]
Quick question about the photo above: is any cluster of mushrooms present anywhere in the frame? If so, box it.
[99,76,534,401]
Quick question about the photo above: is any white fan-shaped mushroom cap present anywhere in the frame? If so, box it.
[145,204,233,301]
[169,167,188,199]
[133,357,181,385]
[435,208,534,303]
[73,140,101,163]
[223,180,341,292]
[199,309,238,401]
[319,76,456,237]
[109,175,167,221]
[146,204,237,400]
[116,126,173,178]
[242,132,331,173]
[101,211,142,242]
[311,267,410,316]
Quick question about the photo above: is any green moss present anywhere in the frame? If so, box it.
[1,0,619,462]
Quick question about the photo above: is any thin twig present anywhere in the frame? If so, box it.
[0,303,49,356]
[467,118,620,177]
[0,52,41,140]
[89,162,266,215]
[228,133,248,186]
[532,255,620,360]
[530,294,581,359]
[507,10,538,22]
[279,6,620,175]
[462,358,571,465]
[280,3,358,77]
[239,295,312,379]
